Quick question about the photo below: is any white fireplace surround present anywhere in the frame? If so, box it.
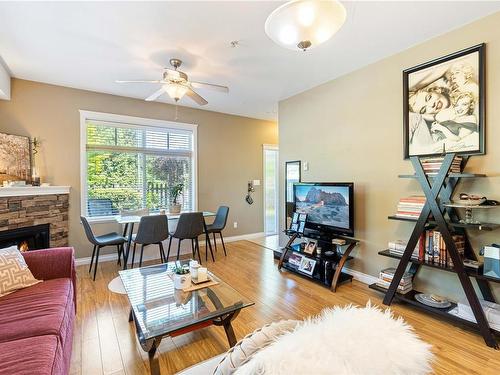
[0,186,70,197]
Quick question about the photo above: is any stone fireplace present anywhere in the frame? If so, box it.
[0,186,70,248]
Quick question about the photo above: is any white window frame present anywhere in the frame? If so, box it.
[263,144,279,235]
[79,110,198,223]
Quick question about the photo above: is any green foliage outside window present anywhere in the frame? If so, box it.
[86,123,191,216]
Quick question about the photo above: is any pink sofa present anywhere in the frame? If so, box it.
[0,248,76,375]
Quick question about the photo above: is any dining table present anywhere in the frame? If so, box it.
[116,211,216,270]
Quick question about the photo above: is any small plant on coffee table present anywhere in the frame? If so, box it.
[173,265,190,275]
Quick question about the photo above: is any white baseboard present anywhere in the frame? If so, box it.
[342,267,378,286]
[75,232,265,266]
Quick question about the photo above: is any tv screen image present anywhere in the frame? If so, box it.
[294,183,353,235]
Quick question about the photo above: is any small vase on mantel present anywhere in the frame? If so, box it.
[31,165,40,187]
[31,137,41,186]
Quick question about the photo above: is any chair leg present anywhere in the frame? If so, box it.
[220,232,227,256]
[205,236,208,262]
[176,239,182,260]
[89,245,97,273]
[213,232,217,252]
[139,244,145,267]
[208,235,215,262]
[191,239,195,258]
[93,246,101,281]
[131,242,137,268]
[195,238,202,264]
[167,237,173,261]
[116,245,122,266]
[120,243,126,265]
[159,242,166,263]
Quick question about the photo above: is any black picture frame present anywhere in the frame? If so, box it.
[285,160,301,225]
[403,43,485,159]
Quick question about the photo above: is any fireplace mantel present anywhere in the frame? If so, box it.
[0,186,70,197]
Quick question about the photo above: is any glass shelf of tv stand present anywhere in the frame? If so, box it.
[286,243,352,262]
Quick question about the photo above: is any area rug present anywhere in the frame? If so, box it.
[235,302,434,375]
[107,276,126,294]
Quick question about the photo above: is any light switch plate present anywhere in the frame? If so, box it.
[303,162,309,171]
[252,179,261,186]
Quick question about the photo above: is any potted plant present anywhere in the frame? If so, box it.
[169,183,184,214]
[173,265,191,290]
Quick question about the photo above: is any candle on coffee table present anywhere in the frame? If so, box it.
[197,267,208,282]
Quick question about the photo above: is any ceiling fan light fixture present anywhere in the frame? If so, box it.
[164,83,188,101]
[265,0,346,51]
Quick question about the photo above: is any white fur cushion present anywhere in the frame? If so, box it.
[235,303,433,375]
[213,319,298,374]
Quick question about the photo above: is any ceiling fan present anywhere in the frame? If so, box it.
[116,58,229,106]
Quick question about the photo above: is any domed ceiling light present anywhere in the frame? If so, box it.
[265,0,346,51]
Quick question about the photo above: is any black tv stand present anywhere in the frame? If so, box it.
[278,229,359,292]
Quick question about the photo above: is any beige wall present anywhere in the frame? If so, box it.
[0,78,277,258]
[279,12,500,302]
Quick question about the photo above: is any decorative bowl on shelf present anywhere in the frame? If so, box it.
[456,198,486,206]
[415,293,452,309]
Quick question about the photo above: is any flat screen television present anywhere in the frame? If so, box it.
[293,182,354,237]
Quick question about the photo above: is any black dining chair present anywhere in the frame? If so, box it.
[205,206,229,257]
[130,215,169,268]
[167,212,205,264]
[80,216,127,281]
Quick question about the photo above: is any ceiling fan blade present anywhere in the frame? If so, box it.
[186,88,208,106]
[116,80,162,83]
[145,88,166,101]
[191,81,229,93]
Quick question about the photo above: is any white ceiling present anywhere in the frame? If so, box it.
[1,1,499,121]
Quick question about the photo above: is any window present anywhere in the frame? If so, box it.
[80,111,197,219]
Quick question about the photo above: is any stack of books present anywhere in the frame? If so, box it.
[376,267,413,294]
[395,196,426,219]
[388,240,420,260]
[421,156,462,175]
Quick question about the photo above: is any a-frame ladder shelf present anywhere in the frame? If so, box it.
[372,153,499,349]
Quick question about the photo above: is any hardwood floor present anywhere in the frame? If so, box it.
[71,240,500,375]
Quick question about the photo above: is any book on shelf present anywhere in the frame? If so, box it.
[388,240,420,260]
[421,156,462,175]
[395,196,426,219]
[388,231,464,266]
[376,267,413,294]
[424,230,464,266]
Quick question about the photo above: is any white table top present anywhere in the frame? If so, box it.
[115,211,216,224]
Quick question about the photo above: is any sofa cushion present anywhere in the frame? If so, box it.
[213,320,298,375]
[0,278,74,347]
[0,245,41,297]
[0,335,59,375]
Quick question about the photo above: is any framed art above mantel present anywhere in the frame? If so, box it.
[403,43,485,159]
[0,132,31,184]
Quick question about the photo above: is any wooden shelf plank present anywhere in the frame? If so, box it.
[387,215,500,231]
[378,249,500,284]
[398,173,486,179]
[368,284,500,334]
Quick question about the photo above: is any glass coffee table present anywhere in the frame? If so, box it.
[119,261,253,375]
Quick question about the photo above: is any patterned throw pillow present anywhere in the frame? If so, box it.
[0,246,41,298]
